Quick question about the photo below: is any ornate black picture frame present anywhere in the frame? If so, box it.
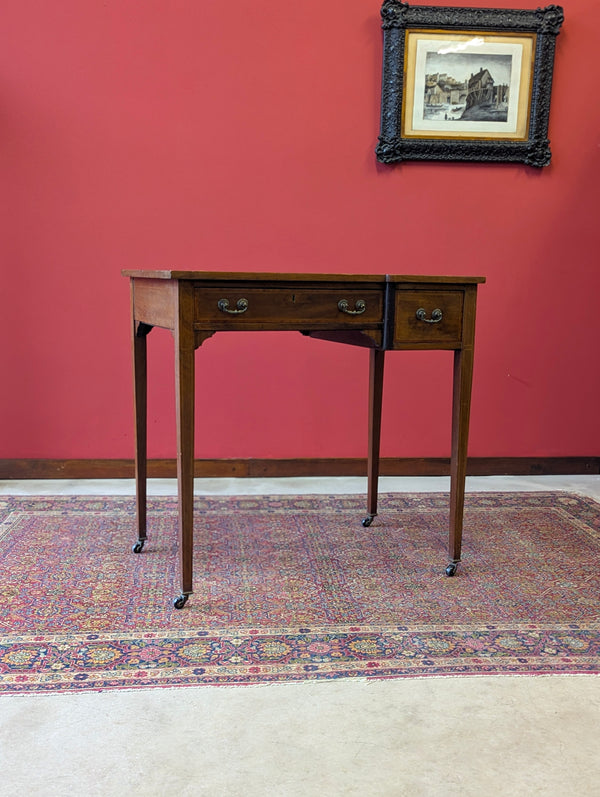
[376,2,564,167]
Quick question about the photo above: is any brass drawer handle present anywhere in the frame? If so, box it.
[218,298,249,314]
[416,307,443,324]
[338,299,366,315]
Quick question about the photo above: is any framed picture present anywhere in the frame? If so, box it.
[376,2,564,166]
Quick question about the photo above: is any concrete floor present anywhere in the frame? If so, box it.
[1,475,599,796]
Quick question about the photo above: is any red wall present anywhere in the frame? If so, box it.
[2,0,599,461]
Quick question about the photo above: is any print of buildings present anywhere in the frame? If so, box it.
[424,68,509,119]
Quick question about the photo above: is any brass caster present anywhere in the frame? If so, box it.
[174,594,190,609]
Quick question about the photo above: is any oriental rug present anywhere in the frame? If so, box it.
[0,492,599,694]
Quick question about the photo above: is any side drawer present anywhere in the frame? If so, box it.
[393,290,464,348]
[194,287,384,329]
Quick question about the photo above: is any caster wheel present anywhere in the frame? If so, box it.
[174,594,189,610]
[132,539,145,553]
[445,562,458,577]
[362,515,374,528]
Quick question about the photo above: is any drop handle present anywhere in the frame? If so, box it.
[416,307,443,324]
[338,299,366,315]
[218,298,249,314]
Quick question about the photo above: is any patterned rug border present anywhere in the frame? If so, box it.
[1,492,599,694]
[3,490,600,511]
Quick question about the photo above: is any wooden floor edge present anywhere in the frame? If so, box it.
[1,457,599,479]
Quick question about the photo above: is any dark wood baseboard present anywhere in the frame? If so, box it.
[1,457,599,479]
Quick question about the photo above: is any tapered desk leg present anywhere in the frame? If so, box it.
[447,345,475,575]
[173,329,195,609]
[132,321,151,554]
[363,348,385,528]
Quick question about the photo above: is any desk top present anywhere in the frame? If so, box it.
[122,270,485,285]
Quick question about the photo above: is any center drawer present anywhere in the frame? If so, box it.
[194,287,384,329]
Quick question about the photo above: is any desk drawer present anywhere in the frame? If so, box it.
[393,290,463,347]
[194,287,384,329]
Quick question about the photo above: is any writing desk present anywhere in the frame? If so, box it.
[123,270,485,608]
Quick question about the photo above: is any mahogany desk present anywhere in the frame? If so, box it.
[123,270,485,608]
